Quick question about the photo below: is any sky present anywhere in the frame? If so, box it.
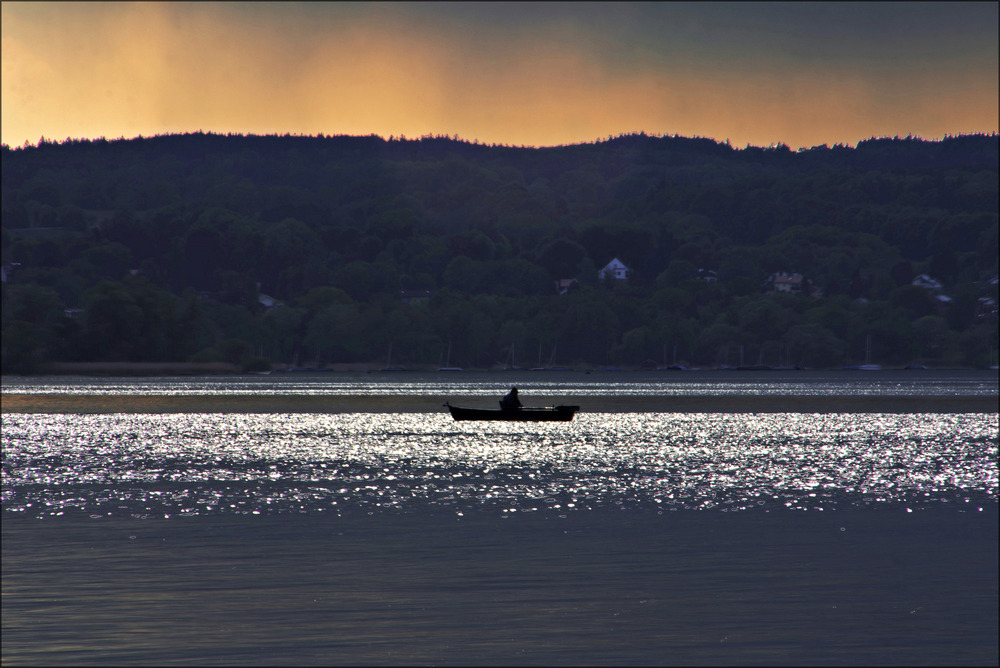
[2,1,997,150]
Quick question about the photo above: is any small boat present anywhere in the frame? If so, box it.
[438,341,462,371]
[844,335,881,370]
[445,403,580,421]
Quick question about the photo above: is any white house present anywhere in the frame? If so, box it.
[258,293,281,309]
[912,274,943,292]
[598,258,631,282]
[698,268,718,283]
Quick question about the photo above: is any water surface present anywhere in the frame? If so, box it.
[3,373,997,665]
[2,412,996,518]
[4,369,997,397]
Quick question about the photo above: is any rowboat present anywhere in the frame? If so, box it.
[445,403,579,421]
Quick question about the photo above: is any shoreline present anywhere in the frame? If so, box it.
[18,362,1000,375]
[2,393,996,414]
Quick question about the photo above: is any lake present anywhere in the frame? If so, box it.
[2,371,997,665]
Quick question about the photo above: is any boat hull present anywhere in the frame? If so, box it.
[447,404,579,421]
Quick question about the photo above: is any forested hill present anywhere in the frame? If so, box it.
[2,132,997,372]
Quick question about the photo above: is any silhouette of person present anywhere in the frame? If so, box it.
[500,386,522,411]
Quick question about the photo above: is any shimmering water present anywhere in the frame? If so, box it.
[2,413,996,518]
[3,374,998,665]
[4,369,998,396]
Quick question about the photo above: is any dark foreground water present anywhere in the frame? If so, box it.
[2,373,998,665]
[3,508,997,666]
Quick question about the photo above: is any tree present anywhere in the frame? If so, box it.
[558,294,621,364]
[783,323,844,368]
[1,132,996,370]
[261,306,303,364]
[535,238,587,278]
[737,298,795,346]
[4,283,64,326]
[656,260,697,288]
[302,303,365,363]
[888,284,936,320]
[911,315,953,361]
[79,281,144,360]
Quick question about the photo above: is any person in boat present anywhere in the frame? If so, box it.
[499,386,522,411]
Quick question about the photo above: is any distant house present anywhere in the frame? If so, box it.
[913,274,944,292]
[767,272,804,294]
[697,268,718,283]
[598,258,631,282]
[1,263,20,283]
[912,274,952,305]
[399,289,433,304]
[554,278,579,295]
[976,297,998,321]
[258,294,281,309]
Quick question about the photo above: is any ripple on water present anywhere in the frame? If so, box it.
[2,412,996,519]
[3,370,997,397]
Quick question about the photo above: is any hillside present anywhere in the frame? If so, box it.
[2,132,997,372]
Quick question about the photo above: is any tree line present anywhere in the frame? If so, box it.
[2,131,997,373]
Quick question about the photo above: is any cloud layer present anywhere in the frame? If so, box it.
[3,2,997,148]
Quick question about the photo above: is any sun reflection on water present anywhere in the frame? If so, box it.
[2,412,996,519]
[4,370,997,397]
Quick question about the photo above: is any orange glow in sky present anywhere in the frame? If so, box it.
[3,2,997,149]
